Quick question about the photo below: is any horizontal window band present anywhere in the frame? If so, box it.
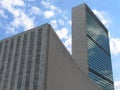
[87,34,110,56]
[89,67,113,84]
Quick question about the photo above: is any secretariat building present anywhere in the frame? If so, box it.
[0,3,114,90]
[72,4,114,90]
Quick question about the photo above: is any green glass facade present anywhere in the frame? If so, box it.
[86,10,114,90]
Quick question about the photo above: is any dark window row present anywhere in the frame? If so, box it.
[87,37,113,81]
[87,34,110,56]
[3,39,14,90]
[89,67,113,84]
[17,34,28,90]
[89,72,114,90]
[10,36,21,90]
[0,29,43,90]
[0,40,9,87]
[25,31,35,90]
[33,29,42,90]
[86,11,110,54]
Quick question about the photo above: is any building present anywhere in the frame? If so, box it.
[0,24,101,90]
[0,3,114,90]
[72,3,114,90]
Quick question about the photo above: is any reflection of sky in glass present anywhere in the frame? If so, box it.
[86,11,110,54]
[88,37,113,80]
[89,72,114,90]
[86,11,114,90]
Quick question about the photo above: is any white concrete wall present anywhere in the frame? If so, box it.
[72,4,89,75]
[46,26,101,90]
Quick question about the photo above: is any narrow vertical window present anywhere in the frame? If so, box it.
[17,34,27,90]
[0,40,8,87]
[3,39,14,90]
[25,31,35,90]
[10,36,21,90]
[33,29,42,90]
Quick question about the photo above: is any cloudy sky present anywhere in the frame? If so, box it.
[0,0,120,89]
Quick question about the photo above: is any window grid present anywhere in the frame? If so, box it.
[87,37,113,81]
[33,29,42,90]
[3,39,14,90]
[89,72,114,90]
[25,31,35,90]
[17,34,27,90]
[86,11,114,90]
[0,40,9,87]
[10,36,21,90]
[86,11,110,54]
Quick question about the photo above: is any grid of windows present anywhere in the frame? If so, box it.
[86,10,114,90]
[86,11,110,54]
[0,27,45,90]
[17,34,28,90]
[33,29,42,90]
[3,39,14,90]
[89,72,114,90]
[10,36,21,90]
[87,37,113,80]
[0,40,8,87]
[25,31,35,90]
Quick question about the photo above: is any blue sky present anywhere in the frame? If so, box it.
[0,0,120,89]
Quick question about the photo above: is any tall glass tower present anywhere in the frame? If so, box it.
[72,3,114,90]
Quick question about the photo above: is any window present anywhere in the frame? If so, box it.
[25,31,35,90]
[33,29,42,90]
[3,39,14,90]
[17,34,27,90]
[10,36,21,90]
[0,40,8,87]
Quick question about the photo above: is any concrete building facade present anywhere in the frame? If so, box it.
[0,3,114,90]
[0,24,101,90]
[0,24,49,90]
[72,4,114,90]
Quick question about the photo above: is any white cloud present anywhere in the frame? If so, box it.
[64,35,72,53]
[115,81,120,90]
[44,11,54,19]
[92,9,112,27]
[12,0,24,6]
[7,9,34,33]
[41,0,72,53]
[110,38,120,55]
[56,27,69,39]
[56,27,71,53]
[68,20,72,25]
[31,6,41,15]
[41,0,61,13]
[58,19,64,26]
[50,20,58,29]
[0,0,24,10]
[12,12,34,29]
[41,0,61,19]
[0,0,35,34]
[108,31,111,38]
[92,9,120,56]
[50,19,65,29]
[6,26,17,34]
[1,0,72,53]
[0,9,8,18]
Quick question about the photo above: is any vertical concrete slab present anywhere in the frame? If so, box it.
[72,3,88,75]
[46,26,101,90]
